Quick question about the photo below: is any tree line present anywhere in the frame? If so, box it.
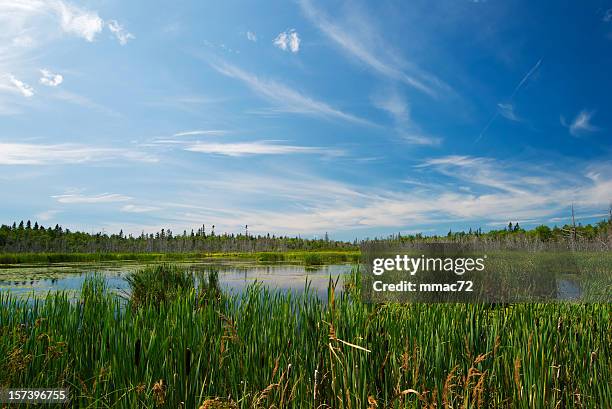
[0,222,353,253]
[374,218,612,251]
[0,216,610,254]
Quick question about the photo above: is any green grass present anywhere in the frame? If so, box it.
[0,250,360,266]
[125,264,195,309]
[0,266,609,408]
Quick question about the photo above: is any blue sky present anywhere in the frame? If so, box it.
[0,0,611,239]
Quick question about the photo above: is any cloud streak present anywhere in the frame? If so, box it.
[159,156,612,235]
[476,59,542,141]
[298,0,448,97]
[497,103,519,122]
[371,89,441,145]
[209,60,373,126]
[185,141,342,157]
[121,204,159,213]
[173,130,229,137]
[562,110,599,136]
[0,142,156,165]
[6,74,34,97]
[53,193,132,204]
[107,20,135,45]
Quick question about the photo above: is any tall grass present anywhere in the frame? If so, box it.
[0,268,609,408]
[0,250,360,266]
[125,264,195,308]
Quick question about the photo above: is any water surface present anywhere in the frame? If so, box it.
[0,260,352,300]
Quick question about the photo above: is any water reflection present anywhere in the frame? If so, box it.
[0,261,352,300]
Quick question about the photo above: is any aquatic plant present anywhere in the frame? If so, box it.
[125,264,194,308]
[0,268,609,408]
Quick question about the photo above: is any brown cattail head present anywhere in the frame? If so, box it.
[134,339,141,367]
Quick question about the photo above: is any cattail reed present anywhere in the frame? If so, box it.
[0,267,608,408]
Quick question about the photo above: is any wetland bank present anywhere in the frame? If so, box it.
[0,222,610,407]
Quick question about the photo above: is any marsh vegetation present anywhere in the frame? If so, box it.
[0,265,609,408]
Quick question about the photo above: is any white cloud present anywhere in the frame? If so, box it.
[418,155,529,194]
[39,68,63,87]
[0,0,124,112]
[298,0,448,97]
[7,74,34,97]
[12,35,34,48]
[53,1,104,42]
[121,204,159,213]
[36,209,61,221]
[158,157,612,235]
[53,193,132,204]
[107,20,134,45]
[185,141,341,157]
[246,31,257,42]
[0,142,156,165]
[0,0,122,72]
[400,133,441,146]
[497,103,519,122]
[210,60,372,125]
[604,9,612,23]
[173,130,229,137]
[561,110,599,136]
[371,89,440,145]
[274,29,300,53]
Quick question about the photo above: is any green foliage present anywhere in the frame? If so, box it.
[256,252,285,262]
[535,224,553,241]
[303,253,323,265]
[125,264,194,308]
[0,250,361,266]
[0,268,609,408]
[0,221,357,254]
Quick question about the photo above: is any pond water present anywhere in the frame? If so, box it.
[0,261,585,302]
[0,260,353,300]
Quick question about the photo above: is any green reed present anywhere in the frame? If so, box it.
[0,267,609,408]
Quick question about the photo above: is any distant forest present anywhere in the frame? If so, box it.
[0,216,611,253]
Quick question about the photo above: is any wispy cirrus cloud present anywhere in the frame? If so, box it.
[497,103,519,122]
[184,141,343,157]
[561,110,599,137]
[52,90,120,117]
[107,20,135,45]
[3,74,35,97]
[52,193,132,204]
[173,130,229,137]
[246,31,257,42]
[417,155,530,194]
[0,142,156,165]
[209,59,373,126]
[298,0,448,97]
[156,156,612,235]
[121,204,159,213]
[371,89,441,145]
[477,59,541,141]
